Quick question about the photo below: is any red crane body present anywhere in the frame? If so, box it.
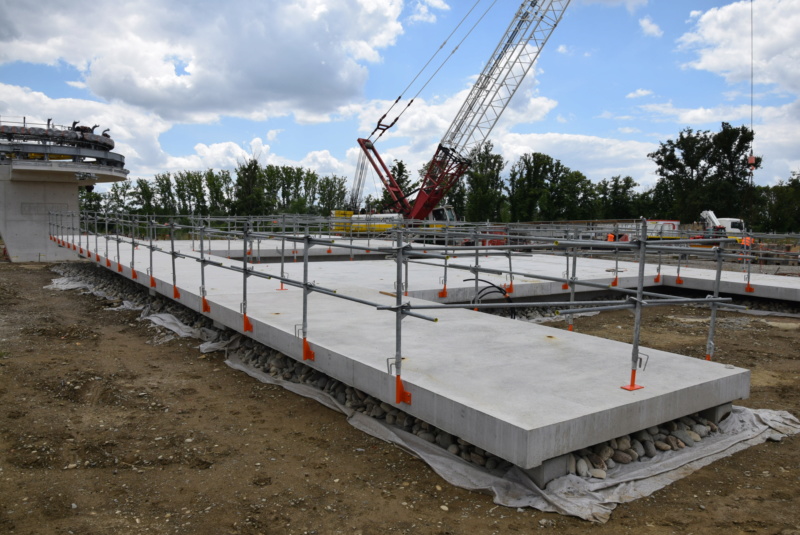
[356,0,570,221]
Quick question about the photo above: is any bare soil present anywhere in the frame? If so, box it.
[0,260,799,535]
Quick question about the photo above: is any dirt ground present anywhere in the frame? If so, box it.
[0,259,799,535]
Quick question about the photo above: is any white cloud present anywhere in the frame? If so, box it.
[499,132,659,188]
[639,16,663,37]
[0,0,406,124]
[557,44,570,55]
[626,88,653,99]
[407,0,449,24]
[639,99,800,185]
[618,127,641,134]
[679,0,800,94]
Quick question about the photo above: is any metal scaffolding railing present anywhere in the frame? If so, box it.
[49,211,799,402]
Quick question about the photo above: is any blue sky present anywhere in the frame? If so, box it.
[1,0,798,202]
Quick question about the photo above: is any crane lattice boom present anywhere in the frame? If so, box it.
[358,0,570,221]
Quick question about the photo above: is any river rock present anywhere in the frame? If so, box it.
[679,416,697,427]
[385,413,396,425]
[447,444,460,456]
[436,432,454,449]
[616,436,631,451]
[576,458,590,477]
[589,468,606,480]
[418,431,435,443]
[672,429,695,447]
[664,421,677,432]
[586,452,606,470]
[647,426,659,435]
[609,438,618,450]
[625,448,639,462]
[470,452,486,466]
[654,440,671,451]
[612,450,632,464]
[634,430,653,443]
[643,440,658,458]
[686,429,702,443]
[707,421,719,433]
[653,433,666,442]
[605,458,616,469]
[593,444,615,461]
[666,435,680,450]
[631,439,646,458]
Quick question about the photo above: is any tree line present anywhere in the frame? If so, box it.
[81,122,800,233]
[81,160,349,219]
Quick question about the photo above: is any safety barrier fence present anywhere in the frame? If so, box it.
[49,211,797,402]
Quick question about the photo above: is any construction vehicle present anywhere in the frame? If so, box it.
[699,210,747,238]
[349,0,571,226]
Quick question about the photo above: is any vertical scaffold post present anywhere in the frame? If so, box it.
[200,224,210,313]
[104,211,111,267]
[70,211,76,250]
[622,218,647,391]
[301,234,315,361]
[130,216,138,280]
[438,255,449,298]
[77,210,84,255]
[744,234,755,292]
[277,228,288,291]
[611,223,620,287]
[706,246,724,361]
[568,248,578,332]
[242,220,253,332]
[115,214,123,272]
[170,218,180,299]
[393,229,411,405]
[148,217,156,288]
[472,229,480,310]
[504,249,515,294]
[94,213,100,262]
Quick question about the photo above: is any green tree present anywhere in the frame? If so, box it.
[153,173,177,215]
[379,160,417,213]
[317,175,348,215]
[173,171,207,215]
[596,175,639,220]
[79,187,103,212]
[232,158,267,215]
[506,152,551,221]
[464,141,506,222]
[648,122,761,223]
[205,169,232,216]
[131,178,156,214]
[105,179,132,213]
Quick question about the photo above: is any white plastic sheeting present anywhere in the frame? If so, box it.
[226,352,799,523]
[45,269,800,522]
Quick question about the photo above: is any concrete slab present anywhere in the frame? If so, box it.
[62,235,757,470]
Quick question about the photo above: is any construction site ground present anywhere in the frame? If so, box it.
[1,259,799,535]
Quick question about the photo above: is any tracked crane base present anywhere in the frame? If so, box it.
[69,237,756,478]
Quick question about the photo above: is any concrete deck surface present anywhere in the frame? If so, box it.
[62,235,761,469]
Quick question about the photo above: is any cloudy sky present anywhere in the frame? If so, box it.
[1,0,798,199]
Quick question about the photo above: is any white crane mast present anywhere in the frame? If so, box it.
[442,0,571,159]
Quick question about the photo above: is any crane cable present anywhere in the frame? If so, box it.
[368,0,500,142]
[749,0,755,180]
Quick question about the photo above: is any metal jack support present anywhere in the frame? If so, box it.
[301,234,315,361]
[241,221,253,332]
[705,246,724,361]
[622,218,648,391]
[199,225,211,313]
[169,219,181,299]
[392,230,411,405]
